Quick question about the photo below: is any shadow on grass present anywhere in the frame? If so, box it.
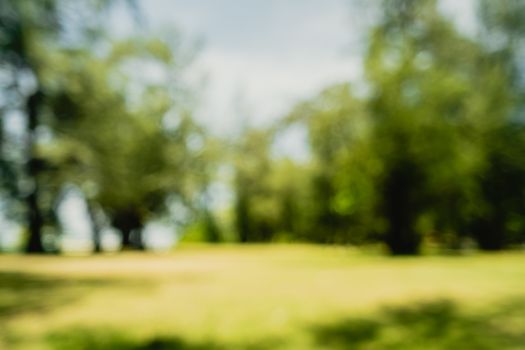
[0,271,149,320]
[48,331,217,350]
[45,298,525,350]
[312,298,525,349]
[5,276,524,350]
[47,328,281,350]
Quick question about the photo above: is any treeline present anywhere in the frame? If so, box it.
[1,0,525,255]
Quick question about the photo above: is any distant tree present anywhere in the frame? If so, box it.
[282,0,514,254]
[0,0,58,252]
[286,84,377,244]
[230,125,311,243]
[469,0,525,249]
[232,129,275,242]
[362,0,512,254]
[45,37,209,250]
[0,0,112,252]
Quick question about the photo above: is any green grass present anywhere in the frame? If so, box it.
[1,244,525,349]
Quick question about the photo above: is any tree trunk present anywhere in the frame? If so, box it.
[383,159,422,255]
[132,228,145,251]
[24,91,45,254]
[112,208,145,250]
[25,190,44,253]
[236,193,251,243]
[87,201,102,253]
[120,227,145,250]
[121,226,132,249]
[473,215,505,251]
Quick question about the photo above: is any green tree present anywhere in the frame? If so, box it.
[0,0,143,253]
[363,0,511,254]
[233,129,275,242]
[44,37,208,250]
[0,0,103,252]
[468,0,525,250]
[0,0,59,252]
[283,0,513,253]
[286,84,377,244]
[231,126,313,243]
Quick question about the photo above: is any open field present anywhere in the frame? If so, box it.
[1,244,525,349]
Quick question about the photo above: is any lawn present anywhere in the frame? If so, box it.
[1,244,525,349]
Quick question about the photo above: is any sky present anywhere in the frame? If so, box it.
[112,0,366,136]
[109,0,477,135]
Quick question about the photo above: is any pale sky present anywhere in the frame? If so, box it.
[111,0,366,136]
[110,0,477,137]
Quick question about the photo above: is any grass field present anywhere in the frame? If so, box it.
[1,244,525,349]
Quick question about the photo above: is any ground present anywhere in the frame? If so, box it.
[1,244,525,349]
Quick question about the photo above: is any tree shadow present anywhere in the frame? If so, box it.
[311,298,525,349]
[48,331,217,350]
[47,328,281,350]
[5,272,525,350]
[0,271,148,321]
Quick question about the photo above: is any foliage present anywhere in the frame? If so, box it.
[263,0,523,254]
[2,0,525,254]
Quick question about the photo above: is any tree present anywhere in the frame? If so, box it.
[45,37,208,250]
[232,129,275,242]
[0,0,60,252]
[0,0,133,253]
[231,125,313,243]
[468,0,525,250]
[285,84,377,244]
[281,0,513,253]
[362,0,511,254]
